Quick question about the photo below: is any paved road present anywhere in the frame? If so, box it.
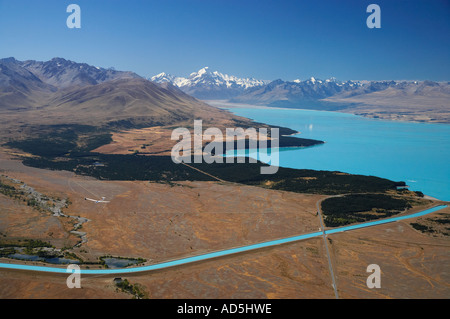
[0,205,446,276]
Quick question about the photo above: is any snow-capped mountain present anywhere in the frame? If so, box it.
[152,68,450,115]
[229,77,364,107]
[0,57,244,129]
[230,77,450,111]
[150,72,176,84]
[150,67,269,99]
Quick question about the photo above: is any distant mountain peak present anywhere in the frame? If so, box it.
[50,57,67,62]
[151,72,176,83]
[1,57,17,64]
[1,57,142,90]
[190,67,211,79]
[150,67,268,99]
[0,57,247,129]
[197,66,209,74]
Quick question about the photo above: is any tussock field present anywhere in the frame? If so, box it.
[0,145,448,298]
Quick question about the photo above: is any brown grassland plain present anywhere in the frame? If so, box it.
[0,147,449,298]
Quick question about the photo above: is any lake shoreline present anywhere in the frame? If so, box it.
[214,104,450,202]
[205,100,450,126]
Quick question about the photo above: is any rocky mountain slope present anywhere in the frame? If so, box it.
[0,58,252,132]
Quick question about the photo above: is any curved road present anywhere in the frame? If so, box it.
[0,205,447,275]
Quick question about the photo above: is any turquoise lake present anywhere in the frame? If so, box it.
[224,107,450,201]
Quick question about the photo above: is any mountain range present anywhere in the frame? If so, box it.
[229,77,364,108]
[151,67,450,122]
[151,67,269,99]
[0,58,250,134]
[0,57,322,155]
[1,57,449,127]
[151,67,449,106]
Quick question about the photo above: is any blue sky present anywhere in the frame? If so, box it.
[0,0,449,81]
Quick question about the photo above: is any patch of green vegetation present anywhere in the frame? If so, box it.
[34,249,60,259]
[115,279,148,299]
[0,247,16,257]
[410,223,433,233]
[0,179,23,199]
[0,181,16,192]
[80,133,113,152]
[6,126,413,200]
[22,154,211,182]
[64,252,83,263]
[410,213,450,237]
[430,214,450,225]
[321,194,413,227]
[5,124,112,157]
[0,239,54,253]
[20,154,405,195]
[1,176,66,214]
[214,135,323,153]
[0,239,53,248]
[26,198,40,209]
[99,255,147,268]
[21,239,51,248]
[6,138,76,157]
[212,165,405,195]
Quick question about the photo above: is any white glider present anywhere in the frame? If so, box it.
[84,197,110,204]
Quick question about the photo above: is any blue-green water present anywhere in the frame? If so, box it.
[7,253,79,265]
[102,258,140,269]
[226,108,450,201]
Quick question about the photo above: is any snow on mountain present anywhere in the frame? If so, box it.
[150,72,176,84]
[150,67,445,109]
[150,67,269,99]
[229,77,367,106]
